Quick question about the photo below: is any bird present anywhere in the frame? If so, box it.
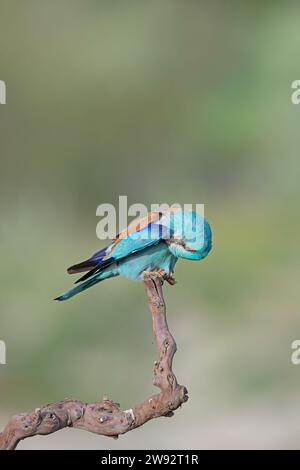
[55,209,212,301]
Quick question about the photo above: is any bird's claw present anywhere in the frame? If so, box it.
[165,273,177,285]
[143,270,177,286]
[143,270,165,284]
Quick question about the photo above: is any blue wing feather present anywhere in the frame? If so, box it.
[74,223,171,284]
[108,223,170,260]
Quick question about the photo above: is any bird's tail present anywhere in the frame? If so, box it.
[54,267,118,301]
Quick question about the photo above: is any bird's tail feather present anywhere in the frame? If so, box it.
[67,247,108,274]
[55,267,118,301]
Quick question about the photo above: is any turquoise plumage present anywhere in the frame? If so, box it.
[55,210,212,301]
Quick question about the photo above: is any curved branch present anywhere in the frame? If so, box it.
[0,276,188,450]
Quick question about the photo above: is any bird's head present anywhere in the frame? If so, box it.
[166,210,212,261]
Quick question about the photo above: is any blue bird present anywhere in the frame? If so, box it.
[55,209,212,301]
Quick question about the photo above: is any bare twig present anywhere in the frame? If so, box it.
[0,276,188,450]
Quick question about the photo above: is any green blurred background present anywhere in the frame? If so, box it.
[1,0,300,449]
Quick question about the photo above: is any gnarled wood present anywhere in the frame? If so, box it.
[0,276,188,450]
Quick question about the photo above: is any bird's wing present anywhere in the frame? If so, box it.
[108,223,169,259]
[111,207,180,249]
[68,212,163,274]
[108,211,163,253]
[74,222,172,284]
[67,245,112,274]
[67,209,179,277]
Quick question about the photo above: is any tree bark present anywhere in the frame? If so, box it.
[0,276,188,450]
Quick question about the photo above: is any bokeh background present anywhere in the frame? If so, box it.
[1,1,300,449]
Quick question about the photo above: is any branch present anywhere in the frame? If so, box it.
[0,276,188,450]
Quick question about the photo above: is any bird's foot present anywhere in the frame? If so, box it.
[142,270,176,286]
[165,272,177,286]
[143,270,167,284]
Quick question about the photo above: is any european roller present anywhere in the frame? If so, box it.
[55,209,212,301]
